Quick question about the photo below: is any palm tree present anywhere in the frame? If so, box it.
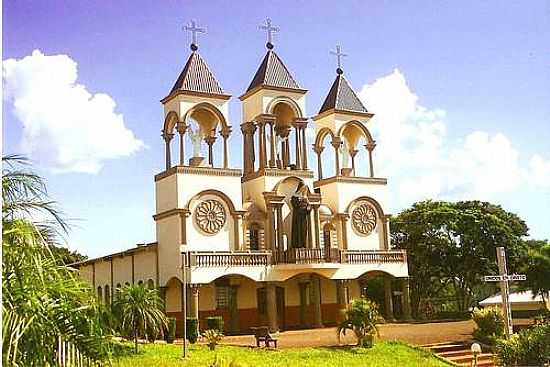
[113,284,168,353]
[337,298,382,347]
[2,155,111,366]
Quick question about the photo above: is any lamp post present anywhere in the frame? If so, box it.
[470,343,481,367]
[180,245,188,358]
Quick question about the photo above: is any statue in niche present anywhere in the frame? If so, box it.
[290,183,311,248]
[342,138,350,167]
[188,125,203,158]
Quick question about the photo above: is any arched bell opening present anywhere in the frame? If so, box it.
[313,128,336,180]
[162,102,232,170]
[338,121,376,178]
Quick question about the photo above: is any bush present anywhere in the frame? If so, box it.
[203,329,224,351]
[337,298,382,348]
[206,316,224,332]
[186,318,199,344]
[496,323,550,366]
[166,317,176,344]
[472,307,504,345]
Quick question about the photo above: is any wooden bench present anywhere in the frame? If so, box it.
[250,326,278,348]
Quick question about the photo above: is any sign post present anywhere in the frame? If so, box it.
[483,247,526,337]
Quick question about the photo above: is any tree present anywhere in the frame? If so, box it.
[2,155,110,366]
[113,284,168,353]
[48,244,88,265]
[337,298,382,347]
[391,200,528,315]
[518,240,550,304]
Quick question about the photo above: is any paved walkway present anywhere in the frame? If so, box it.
[221,320,476,349]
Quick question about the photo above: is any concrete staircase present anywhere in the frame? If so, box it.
[422,341,496,367]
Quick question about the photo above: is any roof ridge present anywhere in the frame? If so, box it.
[318,72,368,115]
[169,51,225,96]
[245,49,301,93]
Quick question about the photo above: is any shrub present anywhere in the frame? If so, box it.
[166,317,176,344]
[496,323,550,366]
[186,318,199,344]
[203,329,223,351]
[206,316,224,332]
[337,298,382,348]
[472,307,504,345]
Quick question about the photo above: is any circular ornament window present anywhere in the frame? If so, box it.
[194,200,226,234]
[351,203,377,235]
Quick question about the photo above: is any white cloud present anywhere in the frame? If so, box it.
[3,50,144,173]
[357,69,550,208]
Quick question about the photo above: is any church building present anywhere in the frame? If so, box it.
[74,19,411,336]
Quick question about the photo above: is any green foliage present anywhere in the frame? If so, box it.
[518,239,550,302]
[495,323,550,366]
[206,316,224,332]
[187,318,199,343]
[112,284,168,353]
[472,307,504,345]
[391,200,529,316]
[203,329,223,351]
[210,354,247,367]
[2,155,111,366]
[166,318,176,344]
[48,243,88,265]
[337,298,382,347]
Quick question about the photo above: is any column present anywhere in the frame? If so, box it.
[400,278,412,321]
[176,122,187,166]
[163,132,174,170]
[384,276,394,321]
[306,209,313,249]
[233,214,242,251]
[258,121,267,170]
[266,205,276,251]
[313,146,324,180]
[266,283,278,332]
[269,122,276,168]
[189,285,200,321]
[204,136,217,167]
[283,129,291,168]
[299,282,308,327]
[240,122,257,175]
[335,280,347,322]
[275,204,284,254]
[339,214,349,250]
[300,125,308,169]
[332,137,342,176]
[294,123,302,169]
[220,127,232,169]
[313,205,320,250]
[311,276,323,328]
[365,142,376,178]
[349,149,358,176]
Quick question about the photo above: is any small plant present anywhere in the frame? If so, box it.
[495,323,550,366]
[337,297,382,348]
[186,318,199,344]
[472,307,504,345]
[166,317,176,344]
[206,316,224,332]
[203,329,224,351]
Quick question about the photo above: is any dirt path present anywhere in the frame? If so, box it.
[221,320,475,349]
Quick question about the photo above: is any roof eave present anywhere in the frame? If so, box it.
[313,108,374,121]
[161,90,232,104]
[239,84,308,101]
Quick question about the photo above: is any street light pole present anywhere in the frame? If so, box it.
[180,245,188,358]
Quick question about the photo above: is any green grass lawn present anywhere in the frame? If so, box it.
[111,341,451,367]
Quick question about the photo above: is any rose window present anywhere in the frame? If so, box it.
[351,203,377,235]
[195,200,226,234]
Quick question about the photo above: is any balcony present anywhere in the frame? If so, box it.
[185,249,406,267]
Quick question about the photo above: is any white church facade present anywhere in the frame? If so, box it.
[74,21,411,336]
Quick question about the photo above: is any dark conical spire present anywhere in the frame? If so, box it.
[245,49,302,93]
[318,72,368,115]
[169,51,227,97]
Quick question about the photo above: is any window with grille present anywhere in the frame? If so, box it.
[215,279,230,310]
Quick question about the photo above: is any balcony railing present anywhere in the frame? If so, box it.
[188,251,271,267]
[185,249,406,267]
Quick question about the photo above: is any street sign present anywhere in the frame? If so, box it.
[482,247,527,338]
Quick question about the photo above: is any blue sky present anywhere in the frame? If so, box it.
[3,0,550,257]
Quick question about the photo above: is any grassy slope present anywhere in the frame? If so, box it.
[112,341,451,367]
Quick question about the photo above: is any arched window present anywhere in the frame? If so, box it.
[115,283,122,300]
[97,286,103,302]
[147,279,155,290]
[104,285,111,305]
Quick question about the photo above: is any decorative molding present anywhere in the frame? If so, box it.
[155,165,242,181]
[313,107,374,121]
[239,84,308,101]
[313,176,387,187]
[160,89,231,104]
[194,199,227,234]
[242,168,314,182]
[153,208,190,221]
[351,203,378,235]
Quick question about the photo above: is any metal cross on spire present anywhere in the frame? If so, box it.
[330,45,348,74]
[184,20,206,51]
[259,18,279,49]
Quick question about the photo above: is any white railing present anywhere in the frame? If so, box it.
[56,337,95,367]
[188,251,271,267]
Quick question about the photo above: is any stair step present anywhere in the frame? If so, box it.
[427,344,468,353]
[448,353,494,363]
